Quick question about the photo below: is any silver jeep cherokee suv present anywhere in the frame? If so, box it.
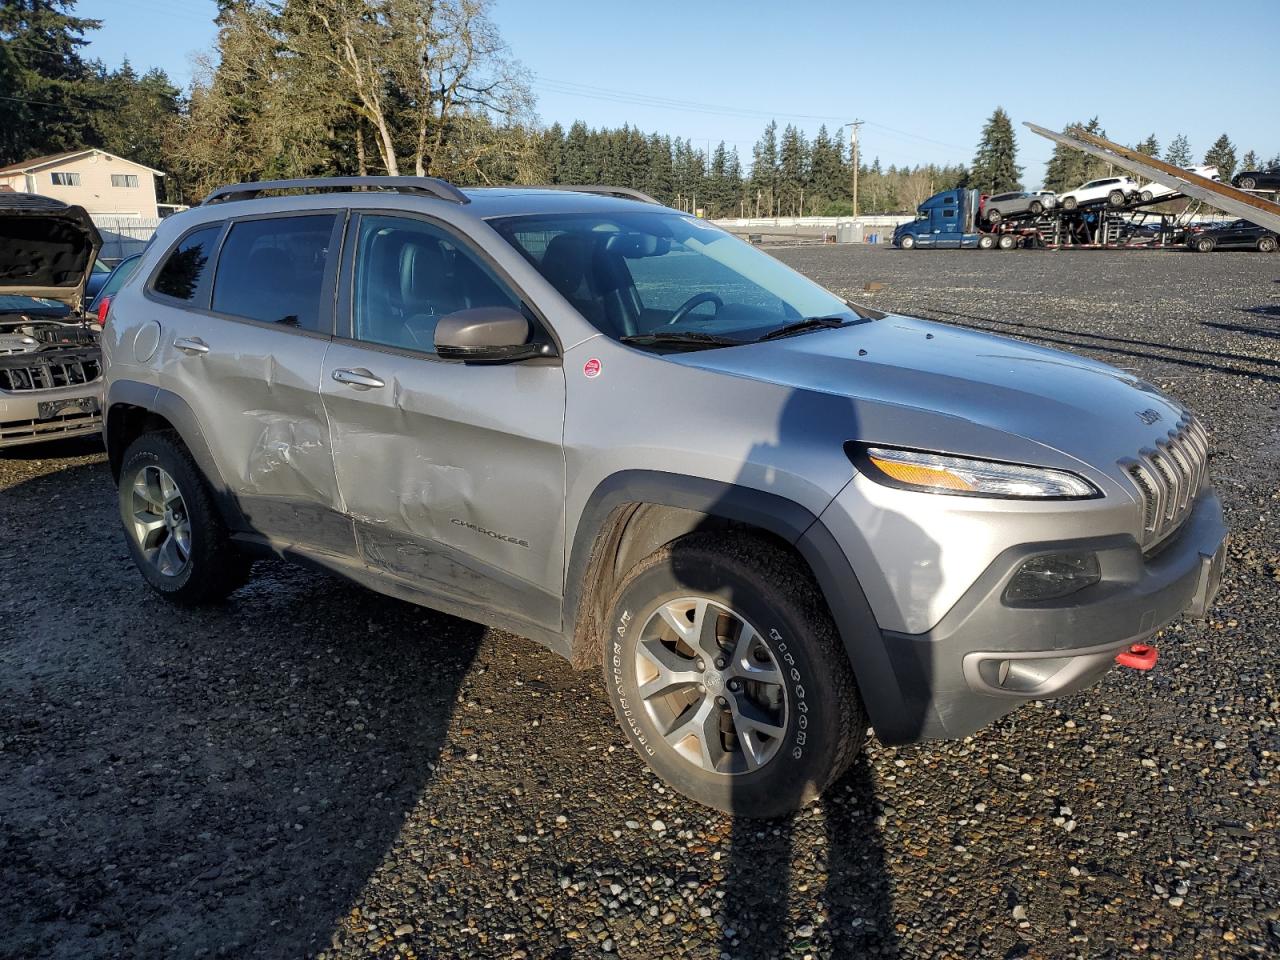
[102,177,1227,816]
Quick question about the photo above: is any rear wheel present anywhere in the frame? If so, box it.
[1107,189,1126,207]
[977,234,996,250]
[986,209,1002,224]
[118,432,250,604]
[1258,236,1277,253]
[603,533,866,817]
[998,233,1017,250]
[1062,196,1078,211]
[1140,190,1154,203]
[1028,200,1044,215]
[1196,237,1215,253]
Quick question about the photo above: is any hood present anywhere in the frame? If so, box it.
[0,194,103,311]
[671,314,1187,469]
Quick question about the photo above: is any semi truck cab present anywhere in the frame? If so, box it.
[893,188,985,249]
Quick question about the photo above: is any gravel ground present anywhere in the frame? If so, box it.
[2,246,1277,959]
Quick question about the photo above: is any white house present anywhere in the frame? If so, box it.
[0,148,165,219]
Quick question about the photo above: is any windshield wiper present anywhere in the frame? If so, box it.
[619,331,747,348]
[754,316,851,342]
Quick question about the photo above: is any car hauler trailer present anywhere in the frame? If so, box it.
[892,123,1280,251]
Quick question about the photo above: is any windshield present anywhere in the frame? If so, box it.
[0,294,71,318]
[96,254,141,302]
[491,211,858,343]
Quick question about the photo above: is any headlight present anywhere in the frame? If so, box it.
[859,446,1098,499]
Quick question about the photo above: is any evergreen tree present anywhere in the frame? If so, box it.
[1165,133,1192,167]
[1134,134,1160,158]
[93,61,182,195]
[0,0,103,165]
[749,120,778,216]
[1203,134,1237,179]
[561,120,593,182]
[776,124,809,215]
[644,133,674,204]
[809,124,847,209]
[1043,118,1106,192]
[969,107,1022,194]
[1238,150,1259,173]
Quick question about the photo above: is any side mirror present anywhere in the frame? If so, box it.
[434,306,549,362]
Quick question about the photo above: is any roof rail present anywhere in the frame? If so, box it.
[201,176,469,206]
[530,184,661,205]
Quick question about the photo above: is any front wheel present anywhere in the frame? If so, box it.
[1140,190,1153,203]
[1061,196,1078,210]
[118,432,250,604]
[998,233,1017,250]
[977,234,996,250]
[1196,237,1215,253]
[1108,189,1126,207]
[986,209,1002,224]
[1258,236,1277,253]
[1239,177,1257,190]
[603,534,866,817]
[899,234,916,249]
[1028,201,1044,215]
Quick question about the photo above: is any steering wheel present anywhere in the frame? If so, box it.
[668,292,724,325]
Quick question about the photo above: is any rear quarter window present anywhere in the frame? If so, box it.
[153,225,222,301]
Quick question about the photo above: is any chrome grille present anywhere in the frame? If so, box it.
[1123,416,1209,550]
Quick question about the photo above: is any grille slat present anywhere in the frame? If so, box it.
[0,355,101,392]
[1123,416,1208,551]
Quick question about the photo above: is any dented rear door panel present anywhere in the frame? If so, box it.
[155,317,352,553]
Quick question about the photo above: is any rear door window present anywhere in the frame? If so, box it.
[211,215,337,331]
[153,225,221,301]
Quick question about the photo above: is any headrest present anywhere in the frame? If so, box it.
[540,232,593,297]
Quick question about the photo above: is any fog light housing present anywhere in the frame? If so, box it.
[1004,552,1101,603]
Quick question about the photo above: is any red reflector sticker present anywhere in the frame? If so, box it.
[583,358,602,379]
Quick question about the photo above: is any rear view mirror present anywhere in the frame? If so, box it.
[434,306,549,362]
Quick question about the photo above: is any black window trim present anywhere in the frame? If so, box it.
[145,209,347,340]
[333,208,562,365]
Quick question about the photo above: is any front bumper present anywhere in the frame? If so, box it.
[840,489,1227,743]
[0,385,103,448]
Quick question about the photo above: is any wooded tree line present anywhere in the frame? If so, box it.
[3,1,1277,214]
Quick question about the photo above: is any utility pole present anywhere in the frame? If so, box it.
[840,120,864,215]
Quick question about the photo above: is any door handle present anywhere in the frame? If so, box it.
[332,368,386,390]
[173,337,209,355]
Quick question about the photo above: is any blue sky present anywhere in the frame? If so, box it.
[79,0,1280,188]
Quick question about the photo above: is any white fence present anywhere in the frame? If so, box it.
[713,215,912,244]
[90,215,160,262]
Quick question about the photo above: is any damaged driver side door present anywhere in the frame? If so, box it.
[320,212,567,636]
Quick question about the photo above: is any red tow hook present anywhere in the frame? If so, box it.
[1116,643,1158,671]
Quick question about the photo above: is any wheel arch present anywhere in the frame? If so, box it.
[106,380,246,529]
[563,471,911,739]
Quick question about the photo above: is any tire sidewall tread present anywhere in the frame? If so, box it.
[602,532,866,817]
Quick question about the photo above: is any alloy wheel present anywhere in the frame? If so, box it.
[128,465,192,577]
[634,597,788,775]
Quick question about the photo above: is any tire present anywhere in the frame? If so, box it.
[899,234,916,249]
[1028,201,1044,215]
[1140,190,1153,203]
[977,234,996,250]
[986,209,1002,224]
[1239,177,1257,190]
[1258,236,1277,253]
[1107,189,1126,207]
[1062,196,1078,211]
[603,533,866,817]
[118,431,251,604]
[998,233,1017,250]
[1196,237,1215,253]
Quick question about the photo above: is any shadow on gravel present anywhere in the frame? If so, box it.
[1205,320,1280,339]
[0,459,484,959]
[920,306,1280,384]
[642,391,925,957]
[1240,304,1280,318]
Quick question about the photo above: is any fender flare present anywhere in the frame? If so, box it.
[564,470,918,741]
[105,379,246,529]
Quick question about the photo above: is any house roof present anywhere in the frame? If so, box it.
[0,148,165,178]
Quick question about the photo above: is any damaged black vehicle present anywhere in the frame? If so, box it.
[0,193,104,447]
